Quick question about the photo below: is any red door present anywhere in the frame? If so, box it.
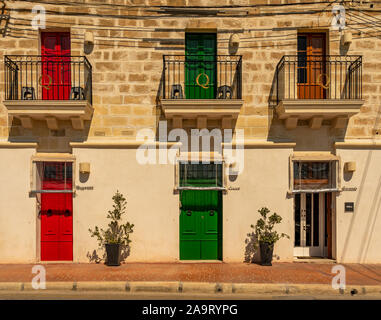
[40,162,73,261]
[41,32,71,100]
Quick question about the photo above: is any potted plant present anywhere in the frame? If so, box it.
[89,191,134,266]
[251,207,289,266]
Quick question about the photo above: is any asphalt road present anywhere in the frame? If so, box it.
[0,291,381,300]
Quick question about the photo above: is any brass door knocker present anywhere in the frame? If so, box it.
[196,73,209,89]
[39,74,52,90]
[317,73,330,89]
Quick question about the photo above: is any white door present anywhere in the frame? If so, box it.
[294,193,327,257]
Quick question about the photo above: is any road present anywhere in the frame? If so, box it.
[0,290,381,300]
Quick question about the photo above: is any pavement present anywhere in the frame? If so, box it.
[0,262,380,297]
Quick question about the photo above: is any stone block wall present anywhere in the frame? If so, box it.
[0,0,380,146]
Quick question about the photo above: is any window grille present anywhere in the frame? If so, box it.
[292,161,339,193]
[178,162,224,190]
[31,160,74,193]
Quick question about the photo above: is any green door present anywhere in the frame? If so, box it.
[179,190,222,260]
[185,33,217,99]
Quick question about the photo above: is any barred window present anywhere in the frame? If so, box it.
[32,161,74,192]
[179,162,223,188]
[293,161,337,192]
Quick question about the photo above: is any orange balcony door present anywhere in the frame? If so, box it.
[297,33,326,99]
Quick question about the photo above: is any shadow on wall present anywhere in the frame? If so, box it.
[266,66,289,144]
[86,245,131,264]
[244,230,282,264]
[155,68,167,140]
[244,231,260,263]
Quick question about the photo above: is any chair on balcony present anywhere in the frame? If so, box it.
[170,84,183,99]
[217,85,233,99]
[21,87,36,100]
[70,87,85,100]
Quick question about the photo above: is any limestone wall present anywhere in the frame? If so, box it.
[0,0,380,145]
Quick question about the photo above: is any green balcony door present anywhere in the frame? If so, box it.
[179,190,222,260]
[185,33,217,99]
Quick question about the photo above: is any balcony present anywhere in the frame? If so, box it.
[3,55,93,130]
[161,55,243,128]
[275,55,364,129]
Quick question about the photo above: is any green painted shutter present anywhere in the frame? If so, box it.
[185,33,217,99]
[179,190,222,260]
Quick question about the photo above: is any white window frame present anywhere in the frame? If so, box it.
[174,158,227,191]
[289,155,341,194]
[30,154,76,194]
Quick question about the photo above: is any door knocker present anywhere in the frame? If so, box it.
[209,210,215,216]
[317,73,330,89]
[186,210,192,216]
[196,73,209,89]
[39,74,52,90]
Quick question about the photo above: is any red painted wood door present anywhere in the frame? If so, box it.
[41,32,71,100]
[40,163,73,261]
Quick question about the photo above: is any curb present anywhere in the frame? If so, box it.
[0,281,380,296]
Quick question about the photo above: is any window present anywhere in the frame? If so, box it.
[178,162,223,189]
[292,161,338,192]
[31,160,74,193]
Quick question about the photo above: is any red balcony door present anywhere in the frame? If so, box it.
[41,32,71,100]
[40,162,73,261]
[297,33,326,99]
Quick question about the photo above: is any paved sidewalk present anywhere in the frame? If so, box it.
[0,262,381,285]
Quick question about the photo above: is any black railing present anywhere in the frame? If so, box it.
[276,55,362,102]
[163,55,242,99]
[4,55,92,104]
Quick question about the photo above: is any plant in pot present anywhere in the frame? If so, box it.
[251,207,289,266]
[89,191,134,266]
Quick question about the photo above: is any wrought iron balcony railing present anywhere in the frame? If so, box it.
[4,55,92,104]
[276,55,362,102]
[162,55,242,100]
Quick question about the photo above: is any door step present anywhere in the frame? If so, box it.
[178,260,223,263]
[293,257,337,264]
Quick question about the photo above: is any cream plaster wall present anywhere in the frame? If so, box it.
[335,147,381,263]
[2,145,381,263]
[223,147,294,263]
[72,147,179,262]
[0,147,37,263]
[72,146,294,263]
